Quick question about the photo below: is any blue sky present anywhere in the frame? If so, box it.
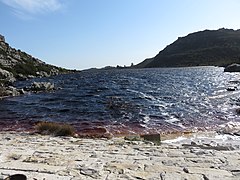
[0,0,240,70]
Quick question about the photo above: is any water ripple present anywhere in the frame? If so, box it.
[1,67,240,134]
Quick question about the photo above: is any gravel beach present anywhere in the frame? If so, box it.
[0,130,240,180]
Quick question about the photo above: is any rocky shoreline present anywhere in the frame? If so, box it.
[0,129,240,180]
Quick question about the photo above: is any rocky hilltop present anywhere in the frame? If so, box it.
[136,28,240,68]
[0,34,70,97]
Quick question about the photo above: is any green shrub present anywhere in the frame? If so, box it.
[14,61,37,76]
[36,121,75,136]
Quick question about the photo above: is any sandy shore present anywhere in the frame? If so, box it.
[0,131,240,180]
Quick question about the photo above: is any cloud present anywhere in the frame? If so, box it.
[1,0,63,18]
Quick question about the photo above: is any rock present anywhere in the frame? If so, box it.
[236,108,240,114]
[217,121,240,136]
[36,71,50,77]
[79,168,100,178]
[25,82,55,92]
[27,75,36,79]
[0,68,12,79]
[50,68,59,76]
[183,141,235,151]
[4,174,27,180]
[6,86,20,96]
[186,167,233,178]
[233,131,240,136]
[16,74,28,81]
[0,84,25,98]
[36,69,59,77]
[227,86,237,91]
[183,167,189,173]
[224,63,240,72]
[18,88,25,95]
[0,86,20,97]
[0,68,16,85]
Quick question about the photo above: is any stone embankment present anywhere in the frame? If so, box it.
[0,131,240,180]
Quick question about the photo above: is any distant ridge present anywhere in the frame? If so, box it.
[136,28,240,68]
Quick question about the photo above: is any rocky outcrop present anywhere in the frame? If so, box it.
[0,34,70,98]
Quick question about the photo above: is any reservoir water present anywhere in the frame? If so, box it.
[1,67,240,135]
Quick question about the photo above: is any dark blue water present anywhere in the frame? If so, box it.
[1,67,240,135]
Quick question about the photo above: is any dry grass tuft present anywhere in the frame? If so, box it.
[36,121,75,136]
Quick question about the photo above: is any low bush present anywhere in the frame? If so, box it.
[36,121,75,136]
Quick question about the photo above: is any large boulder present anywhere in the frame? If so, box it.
[0,68,11,79]
[224,63,240,72]
[0,85,24,97]
[4,86,22,96]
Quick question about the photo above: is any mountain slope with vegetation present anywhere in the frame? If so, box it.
[0,34,70,97]
[136,28,240,68]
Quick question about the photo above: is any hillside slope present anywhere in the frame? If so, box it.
[0,34,69,84]
[0,34,70,97]
[136,28,240,68]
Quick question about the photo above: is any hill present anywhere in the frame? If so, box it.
[0,34,70,97]
[136,28,240,68]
